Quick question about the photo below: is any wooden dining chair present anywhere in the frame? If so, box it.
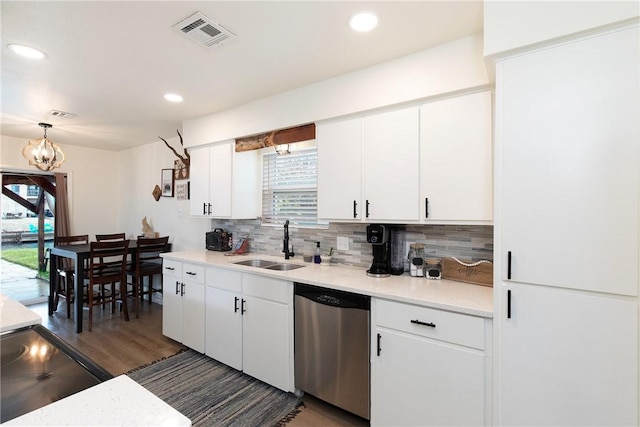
[126,236,169,318]
[87,239,130,331]
[53,234,89,318]
[95,233,126,241]
[94,233,127,307]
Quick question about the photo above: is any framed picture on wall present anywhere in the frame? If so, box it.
[161,168,174,197]
[176,181,190,200]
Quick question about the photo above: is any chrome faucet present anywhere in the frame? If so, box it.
[283,220,295,259]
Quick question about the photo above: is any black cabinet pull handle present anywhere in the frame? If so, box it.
[377,333,382,356]
[180,282,185,297]
[507,289,512,319]
[507,251,512,280]
[366,200,370,218]
[353,200,358,218]
[425,198,429,219]
[203,202,207,215]
[208,203,212,215]
[410,319,436,328]
[234,296,239,313]
[185,271,196,276]
[165,266,175,271]
[241,298,246,314]
[175,280,180,295]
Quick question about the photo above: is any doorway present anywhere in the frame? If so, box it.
[1,172,60,305]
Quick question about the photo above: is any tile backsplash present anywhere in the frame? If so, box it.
[209,220,493,270]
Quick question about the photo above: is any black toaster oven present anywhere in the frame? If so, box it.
[206,228,232,251]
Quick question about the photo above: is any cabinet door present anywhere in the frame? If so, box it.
[317,117,363,221]
[205,286,242,370]
[500,27,639,295]
[189,145,211,216]
[363,107,420,222]
[501,283,638,426]
[373,329,485,426]
[242,295,291,392]
[421,91,492,222]
[181,280,205,353]
[209,142,233,218]
[161,276,183,342]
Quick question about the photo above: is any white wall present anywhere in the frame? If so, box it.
[484,0,640,57]
[183,34,489,148]
[1,133,209,256]
[117,137,210,252]
[1,134,121,237]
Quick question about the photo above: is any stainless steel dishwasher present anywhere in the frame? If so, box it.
[294,283,370,420]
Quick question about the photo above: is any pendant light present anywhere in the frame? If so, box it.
[22,123,65,171]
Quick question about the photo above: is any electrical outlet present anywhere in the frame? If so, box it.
[337,236,349,251]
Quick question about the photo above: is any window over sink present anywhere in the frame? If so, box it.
[261,143,326,228]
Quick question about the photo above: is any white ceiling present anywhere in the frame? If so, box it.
[1,1,483,151]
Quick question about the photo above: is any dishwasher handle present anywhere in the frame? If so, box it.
[295,283,370,310]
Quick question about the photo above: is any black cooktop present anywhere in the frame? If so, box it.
[1,324,113,423]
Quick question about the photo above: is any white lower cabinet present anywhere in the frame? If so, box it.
[372,299,490,426]
[205,267,294,392]
[500,283,638,426]
[162,260,205,353]
[204,268,243,370]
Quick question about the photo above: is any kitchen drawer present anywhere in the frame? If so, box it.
[376,299,485,350]
[162,259,182,278]
[182,263,205,284]
[242,274,291,304]
[206,267,241,292]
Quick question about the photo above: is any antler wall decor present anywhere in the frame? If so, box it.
[159,129,190,165]
[159,130,191,180]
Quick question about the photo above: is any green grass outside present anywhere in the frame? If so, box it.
[1,248,50,280]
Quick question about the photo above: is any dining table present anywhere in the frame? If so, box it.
[48,240,169,333]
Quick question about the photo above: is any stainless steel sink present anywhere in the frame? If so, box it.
[263,263,305,271]
[233,259,305,271]
[233,259,277,267]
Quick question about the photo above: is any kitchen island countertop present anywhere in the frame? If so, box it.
[162,250,493,318]
[4,375,191,426]
[1,295,190,426]
[0,293,41,332]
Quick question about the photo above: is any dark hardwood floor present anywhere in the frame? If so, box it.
[29,300,368,426]
[30,300,185,375]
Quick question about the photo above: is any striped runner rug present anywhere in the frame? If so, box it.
[127,349,302,426]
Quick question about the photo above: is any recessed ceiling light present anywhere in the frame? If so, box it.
[8,44,47,59]
[164,93,184,103]
[349,12,378,32]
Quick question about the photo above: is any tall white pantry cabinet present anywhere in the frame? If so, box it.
[493,24,639,426]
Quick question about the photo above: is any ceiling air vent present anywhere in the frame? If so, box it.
[49,110,76,119]
[172,12,236,49]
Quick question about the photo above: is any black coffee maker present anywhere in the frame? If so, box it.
[366,224,391,277]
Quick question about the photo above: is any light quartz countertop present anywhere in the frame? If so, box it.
[0,293,41,332]
[0,295,190,427]
[162,250,493,318]
[4,375,191,426]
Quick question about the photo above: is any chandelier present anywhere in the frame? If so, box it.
[22,123,65,171]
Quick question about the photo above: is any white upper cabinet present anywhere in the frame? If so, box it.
[500,26,639,296]
[189,140,260,219]
[317,117,363,221]
[318,106,420,222]
[189,145,211,216]
[420,91,493,223]
[318,98,493,224]
[363,107,420,222]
